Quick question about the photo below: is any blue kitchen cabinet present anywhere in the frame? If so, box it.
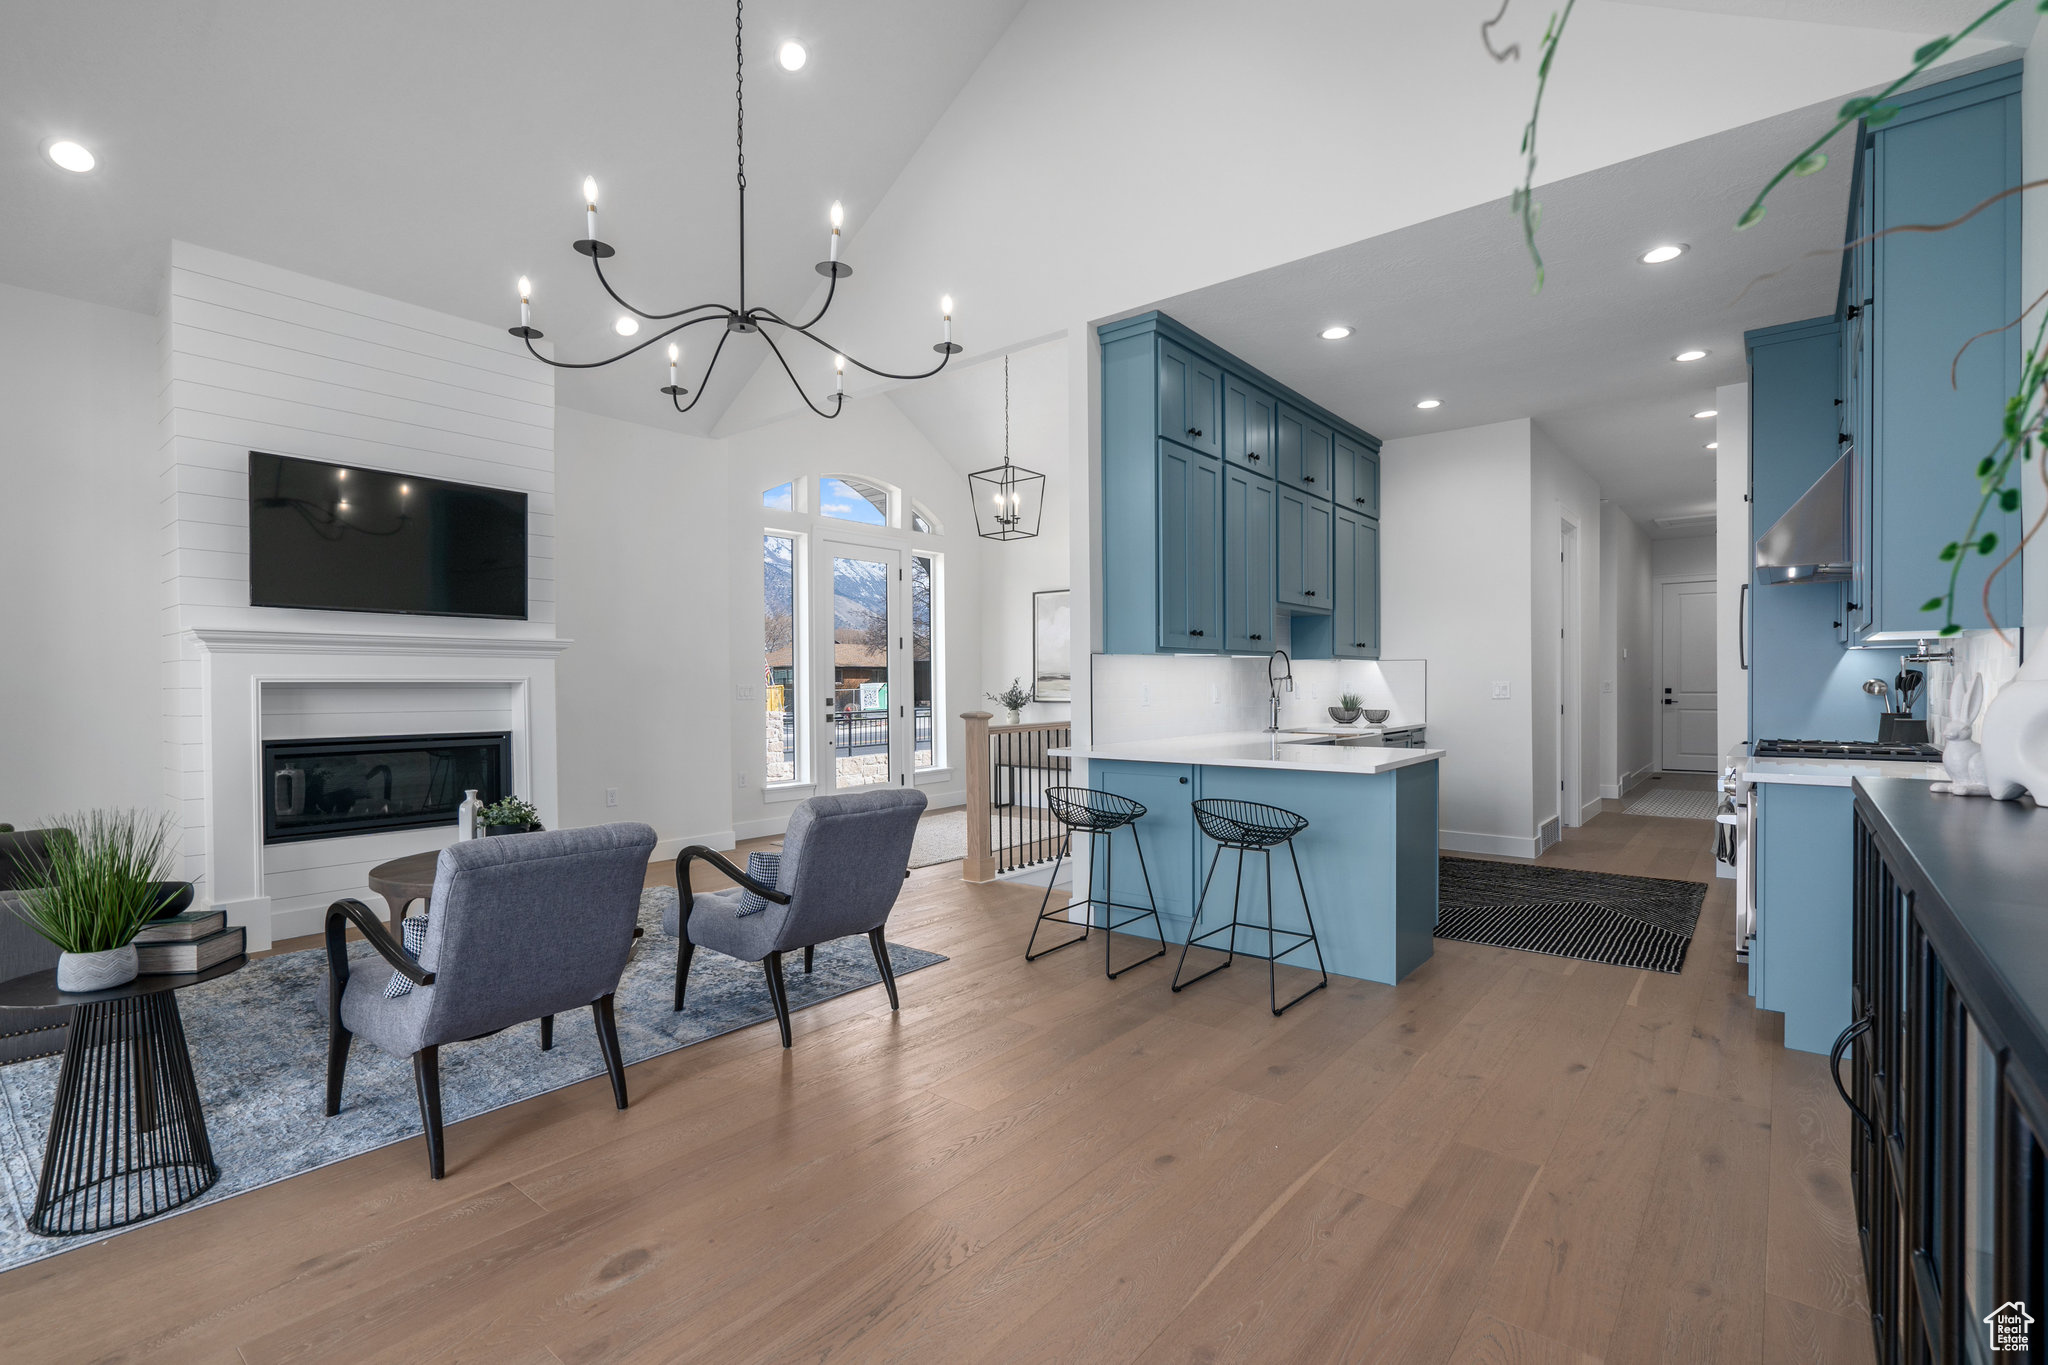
[1332,507,1379,659]
[1223,463,1277,652]
[1859,65,2023,638]
[1089,761,1197,926]
[1100,312,1380,656]
[1158,340,1221,460]
[1157,440,1223,651]
[1752,781,1855,1054]
[1276,484,1332,612]
[1276,404,1334,500]
[1332,431,1379,518]
[1222,371,1277,475]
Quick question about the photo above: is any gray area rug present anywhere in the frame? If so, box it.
[0,888,943,1272]
[909,808,967,868]
[1620,786,1721,820]
[1434,857,1706,974]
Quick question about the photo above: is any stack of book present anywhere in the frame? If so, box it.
[133,909,245,974]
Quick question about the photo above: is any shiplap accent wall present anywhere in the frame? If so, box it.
[159,243,559,932]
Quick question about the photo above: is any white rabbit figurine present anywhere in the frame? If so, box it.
[1930,671,1990,797]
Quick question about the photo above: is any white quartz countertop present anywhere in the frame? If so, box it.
[1050,731,1444,775]
[1745,755,1947,787]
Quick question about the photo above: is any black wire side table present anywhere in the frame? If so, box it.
[0,955,245,1236]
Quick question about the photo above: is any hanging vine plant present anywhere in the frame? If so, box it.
[1494,0,2048,638]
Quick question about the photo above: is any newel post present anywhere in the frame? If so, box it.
[961,711,994,882]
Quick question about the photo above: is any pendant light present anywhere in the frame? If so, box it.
[970,357,1046,541]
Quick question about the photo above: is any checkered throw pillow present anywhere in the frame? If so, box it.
[736,851,781,917]
[383,916,431,998]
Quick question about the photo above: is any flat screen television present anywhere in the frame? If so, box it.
[248,452,528,619]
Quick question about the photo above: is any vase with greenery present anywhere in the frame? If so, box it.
[9,809,176,992]
[479,795,542,837]
[986,679,1030,725]
[1329,692,1364,725]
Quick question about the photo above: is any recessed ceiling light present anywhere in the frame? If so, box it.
[1640,244,1687,265]
[1674,349,1708,363]
[1694,409,1717,419]
[44,139,94,173]
[615,316,640,336]
[1320,325,1352,341]
[778,40,807,70]
[1705,441,1719,450]
[1415,398,1441,410]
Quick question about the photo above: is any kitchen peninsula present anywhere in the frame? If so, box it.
[1051,731,1442,985]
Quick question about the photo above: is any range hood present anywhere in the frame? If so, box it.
[1755,450,1853,584]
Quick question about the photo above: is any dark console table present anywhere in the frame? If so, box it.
[1847,779,2048,1364]
[0,956,245,1236]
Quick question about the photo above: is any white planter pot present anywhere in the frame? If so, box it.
[57,943,139,993]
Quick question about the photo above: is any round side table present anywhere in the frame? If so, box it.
[0,956,246,1236]
[367,850,441,933]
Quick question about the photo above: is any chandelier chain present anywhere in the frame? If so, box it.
[735,0,746,193]
[1004,356,1010,464]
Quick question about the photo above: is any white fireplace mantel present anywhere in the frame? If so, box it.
[188,628,574,658]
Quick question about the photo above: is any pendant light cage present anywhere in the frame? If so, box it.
[970,357,1047,541]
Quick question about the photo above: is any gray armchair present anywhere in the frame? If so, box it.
[0,829,64,1064]
[666,788,927,1049]
[325,821,657,1178]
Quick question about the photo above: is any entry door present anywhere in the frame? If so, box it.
[1659,578,1718,771]
[818,540,910,791]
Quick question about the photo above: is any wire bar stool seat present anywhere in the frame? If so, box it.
[1026,786,1168,979]
[1172,798,1329,1016]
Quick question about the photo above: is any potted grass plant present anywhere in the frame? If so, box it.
[479,795,542,837]
[1329,692,1364,725]
[986,679,1031,726]
[9,809,177,992]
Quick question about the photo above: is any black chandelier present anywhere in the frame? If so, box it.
[970,356,1045,541]
[507,0,959,418]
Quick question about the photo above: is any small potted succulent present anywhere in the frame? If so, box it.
[986,678,1031,726]
[1329,692,1364,725]
[8,809,177,992]
[478,795,542,837]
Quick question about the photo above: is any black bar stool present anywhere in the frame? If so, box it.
[1026,787,1168,979]
[1172,798,1329,1015]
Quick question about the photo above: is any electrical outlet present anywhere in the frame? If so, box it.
[735,771,749,788]
[1601,681,1614,695]
[1140,683,1152,708]
[1210,683,1222,705]
[1491,681,1512,700]
[605,787,618,807]
[735,683,755,702]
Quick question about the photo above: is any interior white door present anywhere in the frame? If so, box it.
[1659,578,1718,771]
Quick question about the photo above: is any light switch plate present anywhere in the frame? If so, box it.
[1601,680,1614,694]
[1491,681,1512,700]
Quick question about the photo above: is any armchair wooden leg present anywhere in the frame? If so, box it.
[412,1046,445,1180]
[325,1022,352,1117]
[592,994,628,1110]
[803,944,814,974]
[539,1014,554,1051]
[674,937,697,1012]
[868,927,900,1011]
[764,951,794,1049]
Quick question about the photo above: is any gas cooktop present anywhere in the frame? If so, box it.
[1753,739,1941,761]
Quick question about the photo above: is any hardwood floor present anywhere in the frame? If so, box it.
[0,809,1871,1363]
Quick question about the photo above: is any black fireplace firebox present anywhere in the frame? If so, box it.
[262,732,511,844]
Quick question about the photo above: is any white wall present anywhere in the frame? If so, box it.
[1652,535,1716,580]
[1599,502,1654,796]
[1531,426,1605,832]
[554,406,734,855]
[1381,419,1537,856]
[0,280,162,820]
[719,0,1972,432]
[1716,382,1753,755]
[718,397,983,839]
[2023,20,2048,638]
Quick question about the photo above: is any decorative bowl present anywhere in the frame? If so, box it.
[1328,706,1362,724]
[149,881,195,920]
[1363,709,1390,724]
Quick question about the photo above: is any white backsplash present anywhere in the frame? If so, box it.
[1090,653,1426,744]
[1924,628,2025,746]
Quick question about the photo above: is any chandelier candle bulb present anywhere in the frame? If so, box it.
[583,177,598,241]
[834,354,845,394]
[830,201,843,261]
[942,294,952,344]
[517,276,531,329]
[668,343,679,388]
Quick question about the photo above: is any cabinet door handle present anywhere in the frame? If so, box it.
[1355,497,1365,504]
[1189,629,1204,637]
[1829,1014,1876,1139]
[1187,427,1203,438]
[1304,590,1316,597]
[1249,451,1260,461]
[1303,474,1315,483]
[1249,633,1262,641]
[1738,583,1748,671]
[1178,776,1189,785]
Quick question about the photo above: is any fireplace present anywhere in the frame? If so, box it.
[262,732,511,844]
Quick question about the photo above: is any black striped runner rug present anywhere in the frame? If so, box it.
[1434,858,1705,974]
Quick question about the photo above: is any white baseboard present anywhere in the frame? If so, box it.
[1621,765,1655,795]
[731,814,789,841]
[1579,796,1605,825]
[653,830,736,862]
[1439,828,1543,860]
[997,859,1071,891]
[211,895,274,951]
